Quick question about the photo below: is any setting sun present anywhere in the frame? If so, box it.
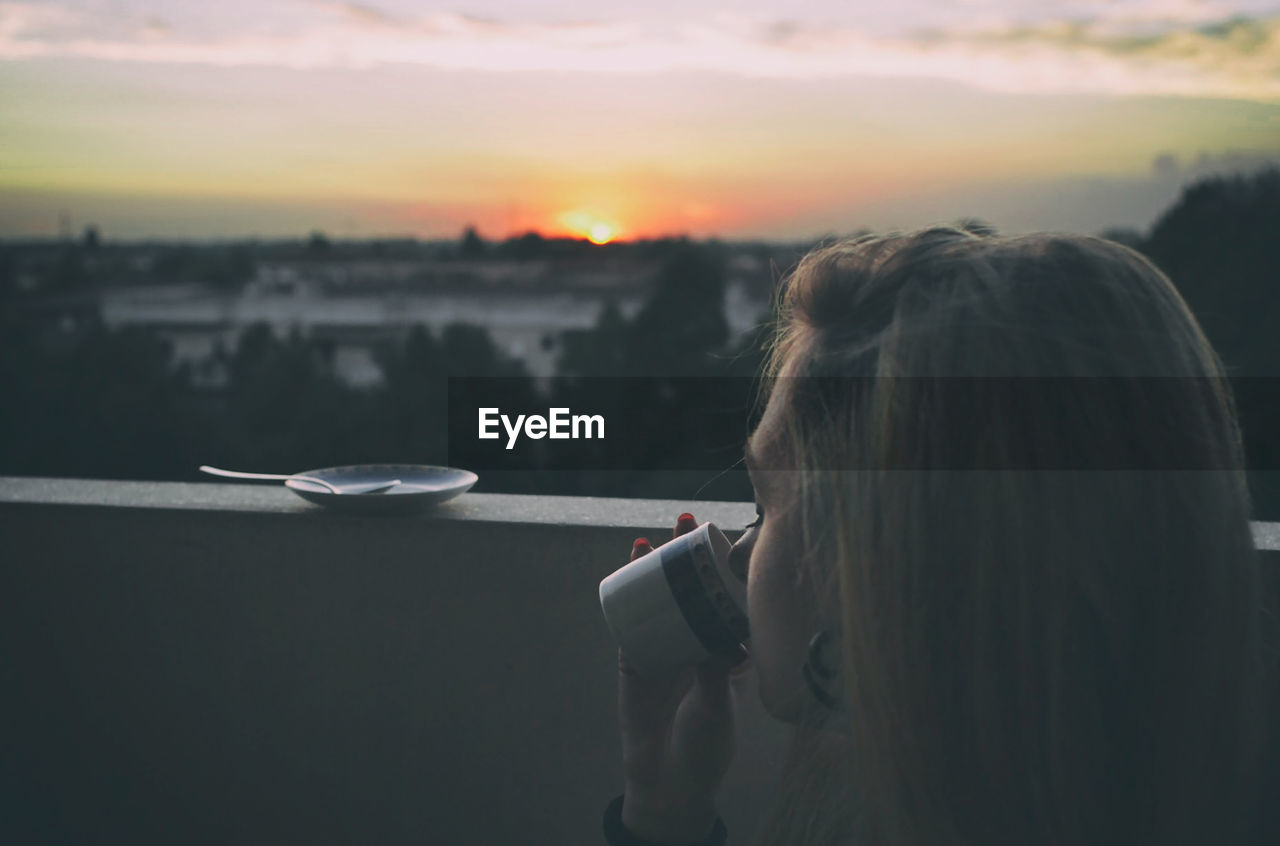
[555,210,623,244]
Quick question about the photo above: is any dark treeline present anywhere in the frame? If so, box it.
[1,169,1277,514]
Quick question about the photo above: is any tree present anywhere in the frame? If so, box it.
[1141,167,1280,518]
[373,322,537,471]
[628,241,730,375]
[497,231,547,260]
[1143,168,1279,379]
[459,225,487,259]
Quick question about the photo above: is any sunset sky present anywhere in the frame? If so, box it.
[2,1,1278,241]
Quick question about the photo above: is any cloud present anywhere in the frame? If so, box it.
[0,2,1277,101]
[0,1,76,39]
[308,2,398,28]
[142,18,171,36]
[732,13,1280,98]
[954,13,1276,59]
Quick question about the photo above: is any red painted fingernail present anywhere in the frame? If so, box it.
[677,513,697,529]
[633,537,652,551]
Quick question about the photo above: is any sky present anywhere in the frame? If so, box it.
[1,0,1279,242]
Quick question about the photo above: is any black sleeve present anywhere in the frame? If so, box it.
[602,794,728,846]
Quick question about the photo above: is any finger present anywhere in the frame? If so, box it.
[630,537,653,561]
[704,644,750,674]
[674,512,697,539]
[728,642,753,676]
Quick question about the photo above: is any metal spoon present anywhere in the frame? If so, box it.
[198,465,401,495]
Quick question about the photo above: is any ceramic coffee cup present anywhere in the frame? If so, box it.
[599,521,750,679]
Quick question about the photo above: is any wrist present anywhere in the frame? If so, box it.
[621,791,720,844]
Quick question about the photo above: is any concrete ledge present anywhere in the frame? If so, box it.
[0,475,759,529]
[4,475,1275,549]
[0,476,775,846]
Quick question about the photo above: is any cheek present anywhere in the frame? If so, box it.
[745,530,794,621]
[744,535,789,663]
[743,536,767,628]
[743,531,815,721]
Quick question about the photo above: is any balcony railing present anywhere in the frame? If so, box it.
[2,476,1277,845]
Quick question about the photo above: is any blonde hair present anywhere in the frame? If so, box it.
[748,228,1266,845]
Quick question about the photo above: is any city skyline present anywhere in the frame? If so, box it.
[2,0,1279,241]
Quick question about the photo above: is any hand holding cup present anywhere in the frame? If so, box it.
[609,513,750,843]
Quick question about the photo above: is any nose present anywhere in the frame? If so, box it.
[727,533,753,583]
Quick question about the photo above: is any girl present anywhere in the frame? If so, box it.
[607,228,1270,845]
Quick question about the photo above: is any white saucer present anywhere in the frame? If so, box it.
[285,464,478,513]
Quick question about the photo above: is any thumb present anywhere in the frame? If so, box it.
[703,644,749,674]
